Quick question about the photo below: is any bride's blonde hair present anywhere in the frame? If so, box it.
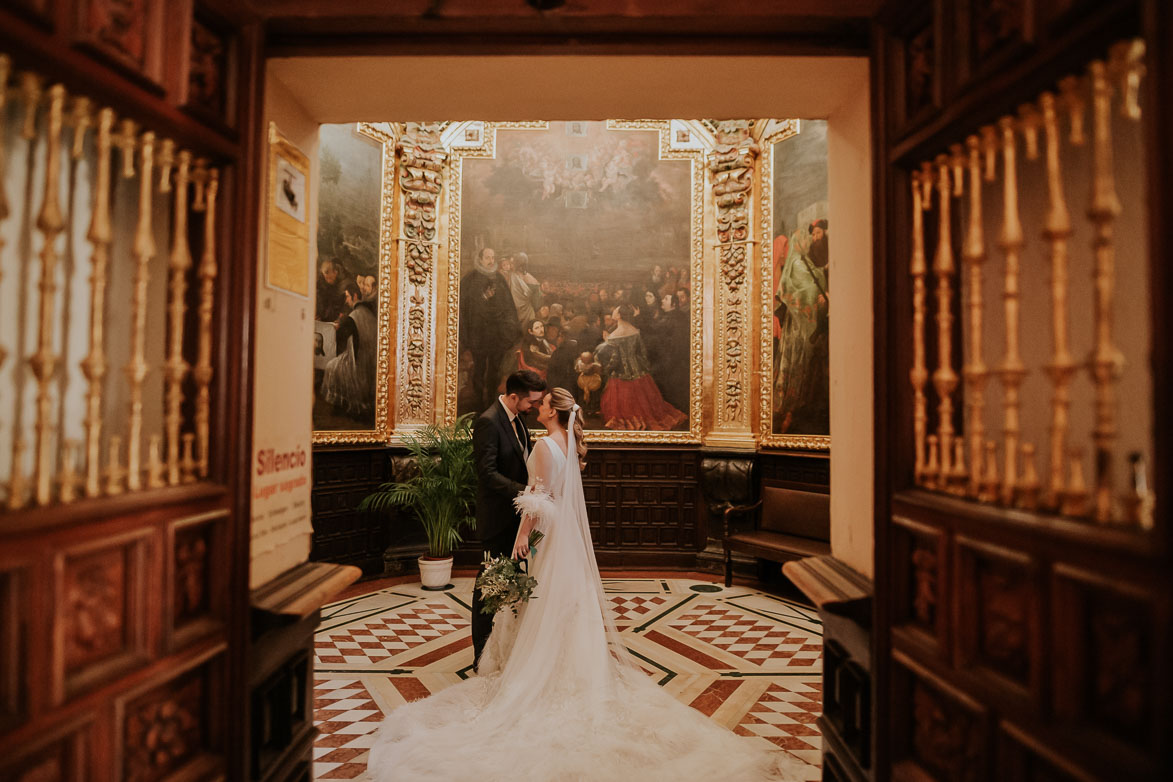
[548,387,587,470]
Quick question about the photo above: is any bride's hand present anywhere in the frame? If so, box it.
[512,535,530,560]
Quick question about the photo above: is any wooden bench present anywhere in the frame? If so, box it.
[723,483,831,586]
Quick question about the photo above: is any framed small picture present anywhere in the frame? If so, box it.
[274,157,306,223]
[566,154,587,170]
[566,121,587,137]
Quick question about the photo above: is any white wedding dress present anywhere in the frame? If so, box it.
[368,411,801,781]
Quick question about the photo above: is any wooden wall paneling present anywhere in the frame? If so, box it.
[310,447,398,575]
[51,526,155,705]
[69,0,167,92]
[997,721,1100,782]
[182,4,240,133]
[954,0,1037,90]
[1050,564,1167,773]
[953,536,1044,709]
[113,643,227,782]
[891,516,948,658]
[164,509,229,652]
[0,713,91,782]
[891,649,992,782]
[0,559,29,733]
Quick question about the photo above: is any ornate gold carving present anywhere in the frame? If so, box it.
[146,434,164,489]
[1062,447,1089,517]
[925,434,940,490]
[979,440,999,504]
[180,433,196,483]
[962,135,990,497]
[314,124,398,445]
[709,120,758,432]
[194,168,218,476]
[7,439,28,510]
[165,149,193,486]
[124,130,157,492]
[31,84,67,506]
[910,168,930,481]
[1018,442,1040,510]
[114,118,138,178]
[58,440,80,503]
[395,123,447,424]
[931,155,959,488]
[81,107,115,499]
[1086,60,1126,524]
[995,116,1026,506]
[1037,93,1078,510]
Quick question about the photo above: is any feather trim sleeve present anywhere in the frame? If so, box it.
[514,488,557,530]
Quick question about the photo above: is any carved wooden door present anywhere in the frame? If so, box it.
[0,2,261,780]
[874,1,1172,781]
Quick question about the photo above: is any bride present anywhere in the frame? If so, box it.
[368,388,801,781]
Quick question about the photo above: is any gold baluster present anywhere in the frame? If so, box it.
[910,169,929,486]
[113,119,138,179]
[124,130,156,492]
[981,126,998,182]
[1109,39,1146,121]
[80,107,115,498]
[0,55,10,374]
[146,434,165,489]
[19,72,42,141]
[1086,60,1126,523]
[69,97,92,161]
[925,435,940,489]
[962,133,990,498]
[932,155,959,487]
[194,167,219,479]
[1059,76,1086,147]
[1062,447,1089,517]
[157,139,175,193]
[996,116,1027,506]
[1037,92,1078,511]
[949,436,968,494]
[181,433,196,483]
[165,149,193,486]
[979,440,1000,504]
[104,435,126,495]
[30,84,67,506]
[7,440,28,510]
[1018,443,1041,511]
[58,440,80,503]
[1018,104,1040,161]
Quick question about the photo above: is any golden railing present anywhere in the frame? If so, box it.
[0,55,221,511]
[908,39,1153,529]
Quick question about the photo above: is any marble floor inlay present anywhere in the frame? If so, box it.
[313,577,823,781]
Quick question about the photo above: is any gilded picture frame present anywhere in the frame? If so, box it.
[441,119,705,444]
[311,122,397,445]
[758,120,831,451]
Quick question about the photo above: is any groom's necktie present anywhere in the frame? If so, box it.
[512,416,527,455]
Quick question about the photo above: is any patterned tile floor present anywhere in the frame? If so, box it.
[313,576,823,781]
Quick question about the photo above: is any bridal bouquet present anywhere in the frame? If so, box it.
[476,529,545,616]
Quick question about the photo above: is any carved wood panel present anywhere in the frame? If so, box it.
[892,516,948,654]
[115,647,224,782]
[165,510,228,651]
[71,0,165,88]
[0,718,89,782]
[53,529,152,703]
[183,10,235,127]
[893,653,991,782]
[956,537,1041,703]
[582,448,701,551]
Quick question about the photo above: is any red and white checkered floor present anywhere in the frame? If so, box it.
[313,577,823,780]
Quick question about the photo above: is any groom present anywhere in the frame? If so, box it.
[470,369,547,669]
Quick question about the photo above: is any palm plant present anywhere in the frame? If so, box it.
[359,414,476,558]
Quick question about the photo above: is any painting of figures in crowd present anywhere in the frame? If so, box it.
[456,122,694,432]
[770,120,830,439]
[314,124,385,433]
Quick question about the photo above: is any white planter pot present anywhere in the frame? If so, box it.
[418,556,454,590]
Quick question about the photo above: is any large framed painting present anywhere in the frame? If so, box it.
[443,120,704,443]
[759,120,831,450]
[312,123,396,444]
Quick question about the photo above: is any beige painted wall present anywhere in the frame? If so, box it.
[827,71,874,579]
[249,73,319,589]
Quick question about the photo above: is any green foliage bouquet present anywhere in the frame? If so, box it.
[475,530,545,616]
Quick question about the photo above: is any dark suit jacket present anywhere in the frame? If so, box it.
[472,402,530,544]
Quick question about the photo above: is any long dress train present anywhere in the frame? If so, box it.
[367,412,800,781]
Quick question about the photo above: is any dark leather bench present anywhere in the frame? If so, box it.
[723,483,831,586]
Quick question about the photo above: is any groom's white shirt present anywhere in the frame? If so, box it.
[498,395,528,457]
